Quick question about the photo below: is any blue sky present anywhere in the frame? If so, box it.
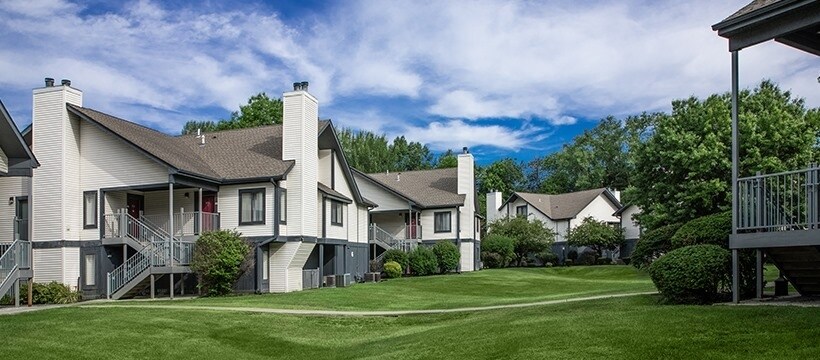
[0,0,818,165]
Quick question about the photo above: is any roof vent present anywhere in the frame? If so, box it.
[44,78,54,87]
[61,79,71,87]
[396,173,401,182]
[196,128,206,147]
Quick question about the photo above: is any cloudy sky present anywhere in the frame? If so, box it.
[0,0,817,164]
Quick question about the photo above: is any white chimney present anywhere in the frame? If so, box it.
[31,78,83,244]
[486,191,503,223]
[457,147,474,240]
[282,81,318,238]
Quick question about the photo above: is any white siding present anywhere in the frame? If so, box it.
[570,194,620,229]
[421,209,457,240]
[0,177,28,241]
[356,206,368,244]
[460,242,474,272]
[501,198,569,242]
[621,205,642,240]
[62,247,80,289]
[0,147,7,173]
[288,242,314,291]
[33,248,62,283]
[282,90,318,238]
[325,199,348,240]
[331,152,353,198]
[318,149,331,187]
[457,153,475,241]
[64,113,81,242]
[218,183,276,237]
[354,173,408,212]
[268,241,314,293]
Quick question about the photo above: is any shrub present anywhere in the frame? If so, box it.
[408,246,438,276]
[488,216,555,266]
[576,248,598,266]
[190,229,251,296]
[536,250,558,266]
[382,249,410,270]
[567,217,625,257]
[369,259,382,273]
[631,223,682,270]
[649,244,730,304]
[670,211,731,248]
[432,241,460,273]
[18,282,81,304]
[383,261,403,279]
[481,234,515,268]
[567,249,578,261]
[596,257,613,265]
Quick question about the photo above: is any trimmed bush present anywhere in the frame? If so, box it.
[382,249,410,270]
[631,223,682,270]
[536,250,558,267]
[408,246,438,276]
[383,261,403,279]
[567,217,625,257]
[670,211,731,248]
[190,229,251,296]
[488,216,555,266]
[649,244,730,304]
[576,248,597,266]
[567,249,579,261]
[432,241,460,273]
[481,234,515,268]
[17,282,81,304]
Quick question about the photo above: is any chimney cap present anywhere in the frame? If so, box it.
[44,78,55,87]
[61,79,71,87]
[462,147,469,154]
[293,81,309,92]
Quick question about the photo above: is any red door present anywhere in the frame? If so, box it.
[127,194,143,219]
[201,195,217,232]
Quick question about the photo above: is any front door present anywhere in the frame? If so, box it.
[127,194,144,219]
[201,194,217,232]
[15,197,28,241]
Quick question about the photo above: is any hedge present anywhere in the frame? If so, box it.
[649,244,730,304]
[631,223,682,270]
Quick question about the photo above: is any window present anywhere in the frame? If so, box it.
[279,189,287,224]
[434,211,452,233]
[331,201,344,226]
[239,188,265,225]
[84,254,96,286]
[262,248,269,280]
[516,205,528,217]
[83,191,97,229]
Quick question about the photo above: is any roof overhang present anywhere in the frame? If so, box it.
[712,0,820,55]
[0,100,39,176]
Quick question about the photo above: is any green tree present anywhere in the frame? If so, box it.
[389,136,434,171]
[476,158,526,218]
[181,92,283,134]
[190,230,251,296]
[436,149,459,169]
[566,217,625,258]
[630,80,818,229]
[488,216,555,266]
[337,128,393,173]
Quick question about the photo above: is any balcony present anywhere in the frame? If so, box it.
[733,166,820,248]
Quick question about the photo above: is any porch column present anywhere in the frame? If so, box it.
[730,50,740,304]
[169,182,174,300]
[198,188,203,234]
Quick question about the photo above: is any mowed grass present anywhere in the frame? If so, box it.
[122,266,655,310]
[3,295,820,359]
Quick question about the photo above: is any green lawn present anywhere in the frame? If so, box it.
[2,295,820,359]
[122,266,655,310]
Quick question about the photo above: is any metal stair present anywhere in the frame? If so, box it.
[0,240,32,300]
[369,224,417,253]
[766,246,820,295]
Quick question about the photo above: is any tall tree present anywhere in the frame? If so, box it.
[181,92,283,134]
[629,80,819,229]
[336,129,435,173]
[436,150,458,169]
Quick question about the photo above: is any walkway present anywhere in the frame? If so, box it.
[81,291,657,317]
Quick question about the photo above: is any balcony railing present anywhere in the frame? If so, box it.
[105,211,220,238]
[737,166,820,232]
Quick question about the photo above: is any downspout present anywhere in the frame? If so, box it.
[256,180,280,293]
[456,207,461,273]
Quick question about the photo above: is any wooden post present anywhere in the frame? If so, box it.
[150,274,155,299]
[27,278,33,306]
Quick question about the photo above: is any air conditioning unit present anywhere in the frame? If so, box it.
[323,275,336,288]
[335,273,352,287]
[365,272,381,283]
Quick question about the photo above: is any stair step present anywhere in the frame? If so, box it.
[767,246,820,256]
[783,270,820,277]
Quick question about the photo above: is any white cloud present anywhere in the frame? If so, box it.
[400,120,546,151]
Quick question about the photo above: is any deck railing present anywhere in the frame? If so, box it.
[737,166,820,232]
[369,224,418,253]
[141,211,220,236]
[0,240,31,289]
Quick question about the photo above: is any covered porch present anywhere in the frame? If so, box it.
[369,209,423,257]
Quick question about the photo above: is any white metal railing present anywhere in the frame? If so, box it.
[369,224,418,252]
[404,225,422,240]
[140,211,220,236]
[737,166,820,232]
[106,239,169,298]
[0,240,31,290]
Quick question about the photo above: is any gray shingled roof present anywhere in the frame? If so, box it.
[67,104,332,182]
[364,168,466,208]
[507,188,620,220]
[720,0,784,23]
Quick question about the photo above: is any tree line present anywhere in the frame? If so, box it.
[182,81,820,230]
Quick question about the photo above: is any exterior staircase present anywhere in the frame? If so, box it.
[106,214,194,300]
[369,224,418,263]
[0,239,32,302]
[767,246,820,296]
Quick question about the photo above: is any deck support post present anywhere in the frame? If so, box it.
[319,244,324,283]
[756,249,763,299]
[13,279,19,307]
[170,273,174,299]
[198,188,203,234]
[28,278,33,306]
[169,182,174,300]
[732,249,740,303]
[730,50,740,304]
[150,274,155,299]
